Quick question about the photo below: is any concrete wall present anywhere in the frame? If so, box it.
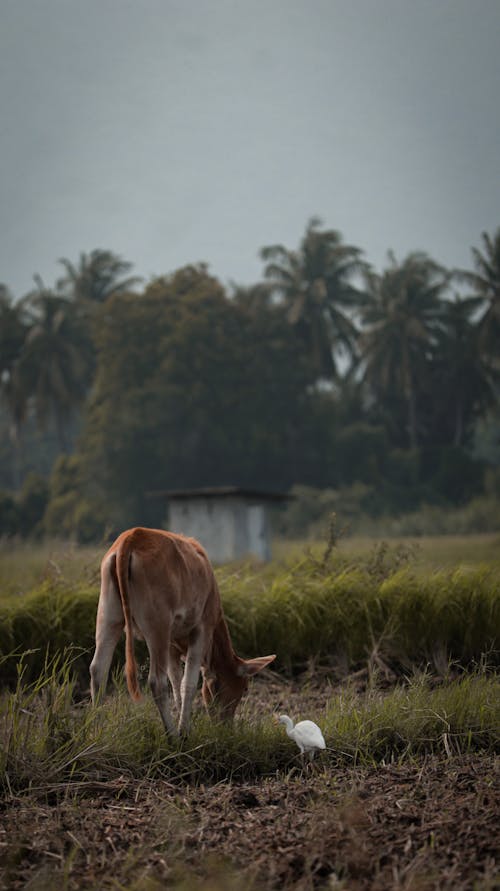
[168,496,271,563]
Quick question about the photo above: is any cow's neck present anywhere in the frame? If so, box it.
[209,613,239,677]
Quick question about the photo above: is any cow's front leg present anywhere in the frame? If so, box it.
[178,634,203,734]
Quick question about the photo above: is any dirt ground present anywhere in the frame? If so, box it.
[1,677,499,891]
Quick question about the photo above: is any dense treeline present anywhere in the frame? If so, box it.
[0,219,499,541]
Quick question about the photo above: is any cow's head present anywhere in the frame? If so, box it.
[202,654,276,720]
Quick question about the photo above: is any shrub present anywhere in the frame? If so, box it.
[0,580,98,688]
[1,552,499,689]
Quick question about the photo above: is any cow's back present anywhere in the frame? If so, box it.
[108,527,220,639]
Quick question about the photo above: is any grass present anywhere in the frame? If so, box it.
[0,538,101,599]
[0,534,498,766]
[0,536,499,688]
[1,536,498,891]
[272,531,500,571]
[1,531,499,600]
[0,536,500,891]
[1,653,498,794]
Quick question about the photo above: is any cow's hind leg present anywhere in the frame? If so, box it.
[90,555,124,703]
[147,630,178,737]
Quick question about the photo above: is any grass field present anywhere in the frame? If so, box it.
[1,531,499,599]
[0,534,499,889]
[273,530,500,571]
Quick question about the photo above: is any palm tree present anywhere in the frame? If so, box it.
[56,250,141,391]
[19,281,92,451]
[260,218,367,381]
[459,228,500,366]
[360,252,448,449]
[0,286,30,483]
[431,294,496,446]
[57,249,141,304]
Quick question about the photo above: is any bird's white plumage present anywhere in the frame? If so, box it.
[278,714,326,759]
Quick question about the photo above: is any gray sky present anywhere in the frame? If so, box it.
[1,0,499,298]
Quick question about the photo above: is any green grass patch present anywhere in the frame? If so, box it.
[1,654,498,794]
[219,560,500,675]
[0,544,499,688]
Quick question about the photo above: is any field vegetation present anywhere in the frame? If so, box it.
[0,534,499,890]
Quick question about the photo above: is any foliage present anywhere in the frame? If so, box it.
[76,265,314,530]
[360,252,449,449]
[16,472,49,536]
[458,226,500,367]
[0,473,48,538]
[1,547,498,689]
[278,475,500,541]
[17,284,92,451]
[427,294,497,447]
[42,454,105,543]
[0,223,499,536]
[260,216,366,380]
[56,248,141,304]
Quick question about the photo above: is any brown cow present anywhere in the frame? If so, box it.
[89,527,275,735]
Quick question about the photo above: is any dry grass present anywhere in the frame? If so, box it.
[272,532,500,572]
[0,539,101,600]
[1,532,499,602]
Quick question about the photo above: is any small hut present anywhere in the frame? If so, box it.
[156,486,290,563]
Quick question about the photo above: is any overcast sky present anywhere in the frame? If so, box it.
[1,0,499,298]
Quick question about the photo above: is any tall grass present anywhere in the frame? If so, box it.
[324,669,500,763]
[0,579,99,687]
[220,560,500,675]
[1,652,498,794]
[0,549,499,687]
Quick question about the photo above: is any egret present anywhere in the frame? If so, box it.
[278,714,326,760]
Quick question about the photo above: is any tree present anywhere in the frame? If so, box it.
[427,294,496,447]
[0,286,29,485]
[42,454,104,542]
[16,472,48,536]
[77,272,195,530]
[77,264,313,531]
[460,228,500,366]
[19,281,91,451]
[57,249,141,304]
[231,282,274,315]
[360,252,448,449]
[260,218,366,381]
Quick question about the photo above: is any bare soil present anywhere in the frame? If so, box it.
[1,677,498,891]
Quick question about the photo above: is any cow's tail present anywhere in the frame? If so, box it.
[115,535,142,702]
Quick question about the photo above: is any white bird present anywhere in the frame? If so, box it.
[278,714,326,760]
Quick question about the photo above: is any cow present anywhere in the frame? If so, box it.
[89,526,276,735]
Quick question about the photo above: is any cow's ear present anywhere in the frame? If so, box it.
[237,655,276,677]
